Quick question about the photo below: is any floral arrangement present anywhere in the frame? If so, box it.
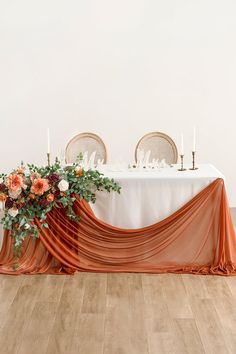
[0,159,120,255]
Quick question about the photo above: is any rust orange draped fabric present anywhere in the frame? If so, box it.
[0,178,236,275]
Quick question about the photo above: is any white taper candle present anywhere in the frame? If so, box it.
[180,133,184,155]
[47,128,50,154]
[193,126,196,152]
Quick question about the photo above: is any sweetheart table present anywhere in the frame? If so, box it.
[0,164,236,275]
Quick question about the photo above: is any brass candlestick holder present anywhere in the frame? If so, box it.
[178,154,186,171]
[47,153,51,167]
[189,151,198,170]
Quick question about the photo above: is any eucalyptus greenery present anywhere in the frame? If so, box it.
[0,158,120,256]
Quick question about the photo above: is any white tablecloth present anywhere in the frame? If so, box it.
[0,164,225,246]
[90,164,225,228]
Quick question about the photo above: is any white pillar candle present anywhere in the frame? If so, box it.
[47,128,50,154]
[180,133,184,155]
[193,126,196,152]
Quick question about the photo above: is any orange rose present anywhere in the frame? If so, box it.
[75,167,84,177]
[6,174,23,192]
[47,193,54,202]
[31,178,49,196]
[0,193,7,202]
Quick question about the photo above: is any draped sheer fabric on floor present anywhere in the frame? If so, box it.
[0,178,236,275]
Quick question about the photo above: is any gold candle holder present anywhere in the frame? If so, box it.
[178,154,186,171]
[189,151,198,170]
[47,153,51,167]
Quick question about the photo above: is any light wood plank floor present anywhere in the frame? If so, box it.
[0,210,235,354]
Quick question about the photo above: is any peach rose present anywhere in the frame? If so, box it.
[9,189,22,199]
[6,174,23,192]
[31,178,49,196]
[47,193,54,202]
[0,193,7,202]
[16,167,25,175]
[75,167,84,177]
[30,172,41,181]
[29,193,36,200]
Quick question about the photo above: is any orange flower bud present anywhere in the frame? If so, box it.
[47,193,55,202]
[0,193,7,202]
[16,168,25,175]
[75,168,84,177]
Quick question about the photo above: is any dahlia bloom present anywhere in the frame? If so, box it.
[0,183,7,192]
[6,174,23,192]
[47,173,60,184]
[54,190,61,199]
[31,178,50,196]
[5,198,14,209]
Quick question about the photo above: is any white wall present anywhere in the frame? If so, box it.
[0,0,236,205]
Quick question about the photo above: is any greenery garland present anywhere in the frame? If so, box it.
[0,158,121,255]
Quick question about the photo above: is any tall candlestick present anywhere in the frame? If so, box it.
[180,133,184,155]
[193,126,196,152]
[47,152,51,167]
[178,154,186,171]
[189,151,198,170]
[47,128,50,154]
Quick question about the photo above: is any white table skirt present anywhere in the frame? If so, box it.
[90,164,225,229]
